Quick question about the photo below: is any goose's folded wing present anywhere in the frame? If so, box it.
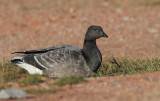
[11,46,65,54]
[33,46,82,69]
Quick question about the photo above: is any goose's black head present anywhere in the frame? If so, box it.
[85,25,108,40]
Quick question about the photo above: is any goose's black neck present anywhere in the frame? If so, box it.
[82,40,102,72]
[83,40,97,50]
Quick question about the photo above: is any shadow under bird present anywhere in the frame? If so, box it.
[11,25,108,78]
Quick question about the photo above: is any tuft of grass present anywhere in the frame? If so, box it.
[20,74,44,86]
[141,0,160,6]
[26,88,61,95]
[0,86,3,90]
[2,72,20,82]
[96,57,160,77]
[0,62,28,83]
[54,76,87,86]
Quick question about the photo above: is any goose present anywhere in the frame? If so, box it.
[11,25,108,78]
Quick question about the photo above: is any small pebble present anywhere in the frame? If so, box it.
[149,28,158,33]
[116,8,123,14]
[122,16,130,21]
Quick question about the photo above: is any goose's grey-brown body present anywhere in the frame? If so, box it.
[11,25,108,78]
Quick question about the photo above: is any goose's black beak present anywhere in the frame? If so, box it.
[101,31,108,38]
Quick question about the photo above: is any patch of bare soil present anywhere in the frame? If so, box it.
[0,0,160,61]
[12,71,160,101]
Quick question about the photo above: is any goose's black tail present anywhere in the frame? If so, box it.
[10,56,23,64]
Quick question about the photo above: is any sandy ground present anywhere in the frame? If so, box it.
[0,0,160,60]
[0,0,160,101]
[13,71,160,101]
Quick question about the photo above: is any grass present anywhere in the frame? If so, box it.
[1,57,160,80]
[0,61,28,83]
[141,0,160,6]
[26,88,61,94]
[0,61,46,94]
[54,76,87,86]
[19,74,44,86]
[0,57,160,94]
[0,86,3,90]
[96,57,160,77]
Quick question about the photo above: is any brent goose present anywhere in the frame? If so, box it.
[11,25,108,78]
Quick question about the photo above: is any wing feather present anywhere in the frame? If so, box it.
[33,45,82,69]
[11,46,65,54]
